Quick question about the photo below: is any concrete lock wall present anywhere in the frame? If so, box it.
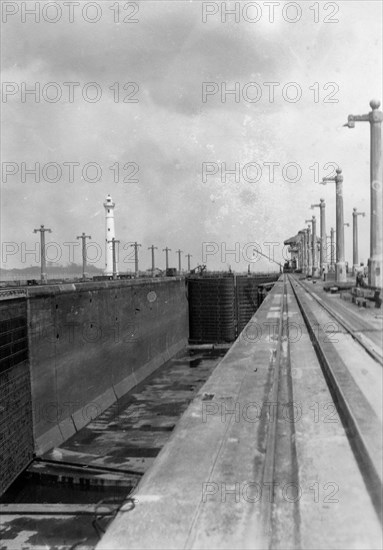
[27,277,188,454]
[0,293,34,495]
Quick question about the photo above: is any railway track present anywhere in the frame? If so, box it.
[261,276,300,548]
[293,276,383,365]
[288,274,382,525]
[256,273,382,548]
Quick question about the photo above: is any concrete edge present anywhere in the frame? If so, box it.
[34,337,188,455]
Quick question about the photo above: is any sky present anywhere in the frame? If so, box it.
[1,0,382,273]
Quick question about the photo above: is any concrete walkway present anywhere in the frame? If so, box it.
[96,278,382,550]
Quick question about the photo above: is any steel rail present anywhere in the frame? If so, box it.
[289,275,383,523]
[261,275,290,544]
[293,277,382,366]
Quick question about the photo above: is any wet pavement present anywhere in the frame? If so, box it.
[0,347,226,550]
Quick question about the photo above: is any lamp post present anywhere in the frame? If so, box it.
[163,247,171,271]
[352,208,366,274]
[311,199,327,276]
[321,168,346,283]
[345,99,382,288]
[33,225,52,283]
[148,245,158,276]
[185,253,192,272]
[176,249,183,275]
[298,230,306,273]
[305,219,315,277]
[329,227,335,271]
[309,215,319,277]
[304,224,312,276]
[76,233,91,280]
[130,242,141,277]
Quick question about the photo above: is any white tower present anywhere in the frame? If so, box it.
[104,194,118,275]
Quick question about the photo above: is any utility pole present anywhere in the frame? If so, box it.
[321,168,346,283]
[185,253,192,272]
[108,238,120,280]
[148,245,158,276]
[305,219,314,277]
[176,249,183,274]
[130,242,141,277]
[163,247,171,271]
[33,225,52,284]
[352,208,366,273]
[77,233,91,280]
[311,199,327,276]
[345,99,382,288]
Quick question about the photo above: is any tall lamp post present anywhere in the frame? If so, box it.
[352,208,366,274]
[304,224,312,276]
[185,253,192,272]
[148,245,158,276]
[131,242,141,277]
[308,215,319,277]
[329,227,335,271]
[311,199,327,277]
[77,233,91,280]
[321,168,346,283]
[344,99,382,288]
[176,249,183,275]
[305,219,314,277]
[33,225,52,284]
[163,247,171,271]
[298,230,306,273]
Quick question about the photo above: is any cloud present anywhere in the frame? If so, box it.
[1,0,382,271]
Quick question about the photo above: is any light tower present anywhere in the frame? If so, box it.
[104,194,117,276]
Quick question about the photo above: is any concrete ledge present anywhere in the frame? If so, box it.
[35,425,65,455]
[113,338,187,400]
[35,337,188,455]
[71,387,116,432]
[26,276,186,298]
[96,284,280,550]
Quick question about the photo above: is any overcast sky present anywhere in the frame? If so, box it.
[1,0,382,272]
